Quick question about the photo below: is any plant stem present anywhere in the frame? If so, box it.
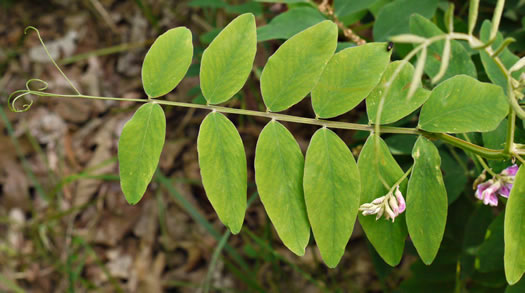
[391,165,413,192]
[505,106,516,154]
[19,90,512,161]
[477,154,498,177]
[421,131,508,160]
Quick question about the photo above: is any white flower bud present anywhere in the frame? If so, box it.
[375,206,384,220]
[389,194,399,214]
[385,202,396,222]
[372,196,385,205]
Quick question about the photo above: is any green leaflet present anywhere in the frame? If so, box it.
[373,0,438,41]
[255,0,308,3]
[254,121,310,256]
[256,7,326,42]
[366,61,431,124]
[409,14,477,83]
[118,103,166,204]
[303,128,360,268]
[507,277,525,292]
[505,165,525,284]
[407,136,447,265]
[419,75,508,133]
[358,135,407,266]
[197,112,247,234]
[334,0,376,17]
[260,20,338,112]
[200,13,257,104]
[477,213,504,273]
[311,43,391,119]
[142,27,193,98]
[188,0,226,8]
[439,150,466,205]
[480,20,525,95]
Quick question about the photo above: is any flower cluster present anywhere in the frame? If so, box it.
[475,164,518,206]
[359,186,406,222]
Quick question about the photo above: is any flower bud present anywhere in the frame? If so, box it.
[389,195,399,214]
[372,196,386,205]
[385,203,396,222]
[375,206,385,220]
[395,186,406,213]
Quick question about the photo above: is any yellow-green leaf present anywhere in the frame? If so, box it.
[142,27,193,98]
[419,75,508,133]
[255,121,310,255]
[311,43,391,119]
[505,165,525,284]
[260,20,337,112]
[357,134,408,266]
[118,103,166,204]
[366,61,431,124]
[304,128,361,267]
[197,112,247,234]
[407,136,447,265]
[201,14,257,104]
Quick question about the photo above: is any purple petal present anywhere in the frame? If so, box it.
[395,188,406,214]
[481,183,500,206]
[487,193,499,206]
[476,181,493,200]
[475,180,500,206]
[502,164,519,177]
[499,183,513,198]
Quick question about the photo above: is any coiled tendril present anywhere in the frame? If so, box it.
[8,26,81,112]
[8,79,49,112]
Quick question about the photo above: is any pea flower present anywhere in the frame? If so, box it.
[359,186,406,222]
[475,164,518,206]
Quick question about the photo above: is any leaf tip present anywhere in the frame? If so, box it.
[228,224,242,235]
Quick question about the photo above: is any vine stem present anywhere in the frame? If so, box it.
[17,90,510,161]
[505,106,516,154]
[390,165,413,192]
[10,25,520,163]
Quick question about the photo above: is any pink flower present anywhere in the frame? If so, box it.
[501,164,519,176]
[359,185,407,222]
[474,164,518,206]
[394,186,406,213]
[475,180,500,206]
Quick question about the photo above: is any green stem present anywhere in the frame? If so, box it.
[476,154,498,177]
[25,27,81,95]
[390,165,413,193]
[26,91,419,134]
[421,131,509,160]
[17,90,513,161]
[505,106,516,154]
